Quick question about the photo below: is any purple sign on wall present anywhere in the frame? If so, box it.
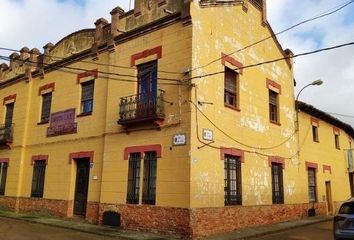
[47,108,77,137]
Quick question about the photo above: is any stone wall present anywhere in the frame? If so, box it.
[17,198,73,218]
[0,196,16,211]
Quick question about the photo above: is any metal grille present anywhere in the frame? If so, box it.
[224,155,242,205]
[271,163,284,204]
[81,80,94,113]
[269,90,278,122]
[0,162,8,195]
[41,93,52,122]
[224,67,237,107]
[31,160,46,198]
[308,168,317,202]
[126,153,141,204]
[142,152,157,205]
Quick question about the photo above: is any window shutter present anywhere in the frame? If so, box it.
[225,68,236,94]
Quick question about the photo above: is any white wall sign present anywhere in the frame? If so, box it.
[173,134,186,146]
[203,129,213,141]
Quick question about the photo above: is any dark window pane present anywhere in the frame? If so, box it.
[312,126,319,142]
[224,155,242,205]
[127,153,141,204]
[81,81,94,113]
[224,68,238,107]
[31,160,46,198]
[142,152,157,205]
[41,93,52,122]
[308,168,317,202]
[269,90,278,122]
[335,135,340,149]
[5,103,14,127]
[339,202,354,214]
[0,162,8,195]
[271,163,284,204]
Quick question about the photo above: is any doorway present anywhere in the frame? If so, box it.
[73,158,90,216]
[325,181,333,215]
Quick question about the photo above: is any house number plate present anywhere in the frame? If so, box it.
[173,134,186,146]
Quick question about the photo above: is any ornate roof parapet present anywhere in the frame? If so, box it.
[110,7,125,38]
[94,18,109,45]
[43,43,54,65]
[20,47,30,61]
[0,63,9,81]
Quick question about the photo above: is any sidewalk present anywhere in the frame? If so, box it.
[206,216,333,240]
[0,210,332,240]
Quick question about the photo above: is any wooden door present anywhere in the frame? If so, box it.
[325,181,333,215]
[74,159,90,216]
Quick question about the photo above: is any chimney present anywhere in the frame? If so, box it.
[110,7,125,37]
[20,47,30,61]
[284,49,294,69]
[94,18,109,44]
[262,0,267,24]
[9,52,20,70]
[43,43,54,64]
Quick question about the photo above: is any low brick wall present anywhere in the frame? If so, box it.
[99,203,192,238]
[190,202,327,239]
[86,201,100,224]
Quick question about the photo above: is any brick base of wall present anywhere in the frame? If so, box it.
[99,203,191,238]
[17,197,73,218]
[0,197,328,239]
[0,196,17,211]
[190,202,327,239]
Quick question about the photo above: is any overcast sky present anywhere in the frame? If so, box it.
[0,0,353,127]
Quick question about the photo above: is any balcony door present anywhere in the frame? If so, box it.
[74,158,90,216]
[137,61,157,118]
[2,103,14,141]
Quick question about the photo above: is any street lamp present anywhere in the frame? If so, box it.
[296,79,323,104]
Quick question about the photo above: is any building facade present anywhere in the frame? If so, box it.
[0,0,353,239]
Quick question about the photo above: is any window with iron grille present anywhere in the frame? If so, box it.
[224,155,242,206]
[224,67,238,108]
[335,134,340,149]
[271,163,284,204]
[81,80,94,114]
[142,152,157,205]
[308,168,317,202]
[40,93,52,123]
[31,160,46,198]
[269,90,279,123]
[312,125,319,142]
[126,153,141,204]
[0,162,8,195]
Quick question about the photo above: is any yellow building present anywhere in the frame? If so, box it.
[0,0,353,239]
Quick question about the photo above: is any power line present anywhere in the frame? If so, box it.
[0,55,184,83]
[327,112,354,119]
[190,41,354,81]
[0,46,182,75]
[189,0,354,73]
[0,56,186,86]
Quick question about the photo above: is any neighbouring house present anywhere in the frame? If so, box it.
[0,0,353,239]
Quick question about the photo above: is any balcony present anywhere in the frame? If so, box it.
[0,124,13,145]
[118,92,165,127]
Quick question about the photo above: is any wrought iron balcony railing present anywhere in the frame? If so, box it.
[0,124,13,145]
[118,91,165,126]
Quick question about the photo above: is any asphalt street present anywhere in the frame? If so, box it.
[250,221,333,240]
[0,217,117,240]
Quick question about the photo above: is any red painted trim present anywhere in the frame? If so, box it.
[3,94,16,105]
[221,53,243,74]
[69,151,94,164]
[131,46,162,67]
[76,69,98,84]
[323,165,332,174]
[266,79,282,94]
[31,155,49,165]
[0,158,9,163]
[306,161,318,171]
[333,127,340,135]
[124,144,162,160]
[38,82,55,95]
[311,117,319,126]
[268,156,285,169]
[220,147,245,163]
